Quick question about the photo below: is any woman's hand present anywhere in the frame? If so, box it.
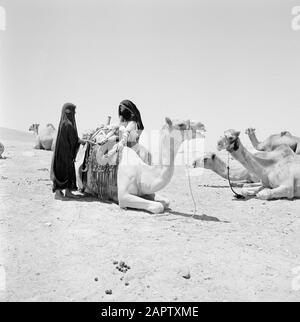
[116,142,125,152]
[78,138,87,145]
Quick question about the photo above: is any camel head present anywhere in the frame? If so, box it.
[164,117,206,143]
[281,131,292,137]
[163,117,206,154]
[29,123,40,134]
[46,123,56,131]
[217,129,241,152]
[192,152,216,168]
[245,128,256,135]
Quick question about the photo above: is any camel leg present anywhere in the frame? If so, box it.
[142,194,170,210]
[34,142,42,149]
[241,184,265,197]
[243,182,263,188]
[118,194,164,214]
[256,185,294,200]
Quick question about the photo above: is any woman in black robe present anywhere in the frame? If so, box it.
[51,103,85,198]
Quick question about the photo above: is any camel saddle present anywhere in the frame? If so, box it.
[81,125,120,201]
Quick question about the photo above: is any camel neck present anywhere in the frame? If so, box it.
[154,130,180,189]
[209,157,228,179]
[229,140,265,178]
[248,132,260,148]
[209,157,241,181]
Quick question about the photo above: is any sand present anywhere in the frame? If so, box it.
[0,128,300,302]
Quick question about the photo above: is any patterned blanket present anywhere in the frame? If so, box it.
[81,125,119,201]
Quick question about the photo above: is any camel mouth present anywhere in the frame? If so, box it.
[217,138,225,151]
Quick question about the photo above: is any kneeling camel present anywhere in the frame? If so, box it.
[245,128,300,154]
[82,118,205,213]
[218,130,300,200]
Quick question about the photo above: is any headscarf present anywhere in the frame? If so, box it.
[57,102,78,136]
[118,100,144,131]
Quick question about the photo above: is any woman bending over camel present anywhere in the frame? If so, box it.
[116,99,151,164]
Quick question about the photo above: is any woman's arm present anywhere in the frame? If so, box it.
[120,121,137,146]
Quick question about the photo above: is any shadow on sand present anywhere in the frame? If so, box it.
[168,210,230,223]
[54,193,115,204]
[55,194,229,223]
[199,184,244,189]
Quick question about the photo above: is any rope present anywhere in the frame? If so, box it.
[227,153,245,199]
[186,164,197,218]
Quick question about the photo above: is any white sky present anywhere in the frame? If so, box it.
[0,0,299,150]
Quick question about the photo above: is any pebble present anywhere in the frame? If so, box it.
[181,268,191,279]
[94,277,98,282]
[183,273,191,279]
[105,289,112,295]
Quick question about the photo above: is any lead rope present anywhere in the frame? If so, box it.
[227,153,245,199]
[186,164,197,218]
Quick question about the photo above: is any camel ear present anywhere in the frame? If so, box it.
[165,117,173,127]
[234,131,241,137]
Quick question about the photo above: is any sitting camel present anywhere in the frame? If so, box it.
[245,128,300,154]
[29,124,57,151]
[192,152,259,184]
[79,117,206,213]
[218,129,300,200]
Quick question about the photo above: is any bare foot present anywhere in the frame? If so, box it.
[54,190,64,200]
[64,189,77,198]
[64,189,86,199]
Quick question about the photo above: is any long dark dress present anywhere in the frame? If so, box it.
[50,103,80,192]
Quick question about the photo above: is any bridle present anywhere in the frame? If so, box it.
[227,151,245,200]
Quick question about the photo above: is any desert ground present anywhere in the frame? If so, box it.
[0,127,300,302]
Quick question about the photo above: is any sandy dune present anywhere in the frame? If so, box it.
[0,128,300,302]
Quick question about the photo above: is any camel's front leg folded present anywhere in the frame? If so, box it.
[241,184,265,197]
[142,194,170,210]
[118,194,165,214]
[256,185,294,200]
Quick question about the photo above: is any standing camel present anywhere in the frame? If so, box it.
[29,123,57,151]
[218,129,300,200]
[81,117,206,213]
[245,128,300,154]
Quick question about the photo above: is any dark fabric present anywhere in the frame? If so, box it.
[51,103,80,192]
[118,100,144,131]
